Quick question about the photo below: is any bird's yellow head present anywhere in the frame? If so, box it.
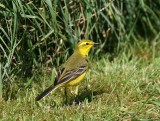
[75,40,95,57]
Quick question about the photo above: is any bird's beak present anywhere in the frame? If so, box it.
[93,42,99,46]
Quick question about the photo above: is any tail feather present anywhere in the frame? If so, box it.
[35,85,57,101]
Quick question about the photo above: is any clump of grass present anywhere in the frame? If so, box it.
[1,0,159,78]
[1,42,160,120]
[0,0,160,120]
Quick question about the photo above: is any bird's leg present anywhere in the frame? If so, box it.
[64,87,68,104]
[70,86,79,105]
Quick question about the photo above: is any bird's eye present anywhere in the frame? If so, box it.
[86,43,89,45]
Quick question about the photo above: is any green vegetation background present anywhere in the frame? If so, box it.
[0,0,160,120]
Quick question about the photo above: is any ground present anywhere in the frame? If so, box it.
[1,51,160,121]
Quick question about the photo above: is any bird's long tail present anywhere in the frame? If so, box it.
[35,85,58,101]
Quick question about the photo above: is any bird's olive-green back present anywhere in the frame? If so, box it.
[56,52,88,84]
[62,52,88,69]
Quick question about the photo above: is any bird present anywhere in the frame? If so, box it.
[35,39,97,101]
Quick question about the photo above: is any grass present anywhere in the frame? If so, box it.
[1,42,160,121]
[0,0,160,120]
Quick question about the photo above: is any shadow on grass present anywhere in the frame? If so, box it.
[65,88,105,105]
[35,88,106,108]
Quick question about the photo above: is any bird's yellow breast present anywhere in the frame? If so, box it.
[64,72,87,86]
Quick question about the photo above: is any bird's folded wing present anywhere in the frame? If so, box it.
[55,65,87,86]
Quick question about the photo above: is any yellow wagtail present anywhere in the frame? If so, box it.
[35,39,97,101]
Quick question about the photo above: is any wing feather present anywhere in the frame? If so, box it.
[55,65,87,86]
